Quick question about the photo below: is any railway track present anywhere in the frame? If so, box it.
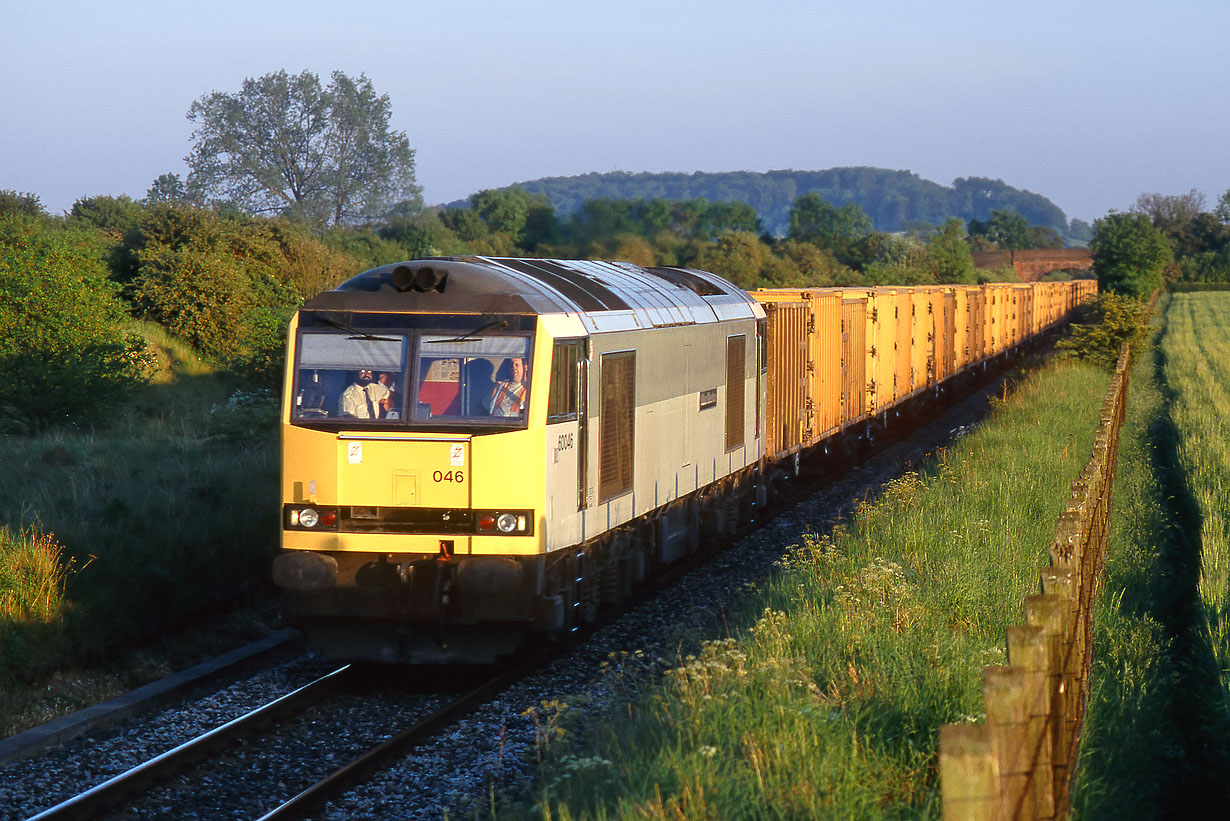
[28,665,354,819]
[19,490,798,820]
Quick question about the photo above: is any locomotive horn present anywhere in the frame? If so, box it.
[392,264,447,293]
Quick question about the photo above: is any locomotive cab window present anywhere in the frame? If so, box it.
[414,335,532,423]
[547,339,584,422]
[289,316,533,430]
[292,333,407,422]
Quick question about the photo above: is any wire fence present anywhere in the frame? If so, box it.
[939,341,1131,820]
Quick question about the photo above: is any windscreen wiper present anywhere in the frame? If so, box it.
[424,318,508,343]
[316,315,402,343]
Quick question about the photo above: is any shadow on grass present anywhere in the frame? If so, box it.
[1144,319,1230,817]
[1076,304,1230,818]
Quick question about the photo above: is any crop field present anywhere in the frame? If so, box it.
[1161,293,1230,682]
[1074,294,1230,817]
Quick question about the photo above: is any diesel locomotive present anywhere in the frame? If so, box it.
[272,257,1095,663]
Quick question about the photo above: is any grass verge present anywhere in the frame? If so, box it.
[521,357,1111,818]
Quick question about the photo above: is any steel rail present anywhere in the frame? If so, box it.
[27,665,353,821]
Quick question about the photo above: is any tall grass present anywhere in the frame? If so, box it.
[528,359,1110,818]
[1160,293,1230,680]
[0,526,72,673]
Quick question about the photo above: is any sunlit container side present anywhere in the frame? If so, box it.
[750,294,810,460]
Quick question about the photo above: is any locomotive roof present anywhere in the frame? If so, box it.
[303,257,764,332]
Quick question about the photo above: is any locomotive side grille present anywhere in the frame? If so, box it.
[726,334,745,451]
[599,351,636,502]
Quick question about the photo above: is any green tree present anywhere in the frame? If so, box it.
[0,216,152,430]
[1029,225,1065,249]
[923,218,976,283]
[69,194,143,237]
[130,204,303,366]
[67,194,145,284]
[144,173,193,205]
[787,194,872,247]
[380,208,468,258]
[1090,211,1172,297]
[186,69,418,226]
[695,230,770,289]
[1068,219,1094,246]
[1133,189,1205,243]
[438,207,488,242]
[968,209,1032,250]
[1215,189,1230,225]
[0,190,45,218]
[786,194,876,267]
[469,188,528,245]
[772,240,859,287]
[1056,292,1151,369]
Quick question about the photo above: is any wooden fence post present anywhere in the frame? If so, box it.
[940,724,999,820]
[1026,591,1069,816]
[1008,624,1055,818]
[984,665,1033,818]
[939,339,1131,818]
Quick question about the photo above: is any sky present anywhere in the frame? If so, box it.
[2,0,1227,225]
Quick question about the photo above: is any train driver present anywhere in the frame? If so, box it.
[339,368,378,419]
[489,357,528,417]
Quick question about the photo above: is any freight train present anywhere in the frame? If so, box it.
[272,257,1095,663]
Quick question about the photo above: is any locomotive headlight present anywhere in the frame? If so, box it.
[473,510,533,535]
[286,506,338,529]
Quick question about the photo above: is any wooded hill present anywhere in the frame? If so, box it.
[450,167,1078,241]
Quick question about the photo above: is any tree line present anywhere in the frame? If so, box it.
[1089,189,1230,297]
[0,181,1080,434]
[4,68,1224,434]
[476,168,1083,242]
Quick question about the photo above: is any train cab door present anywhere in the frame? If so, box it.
[545,338,588,550]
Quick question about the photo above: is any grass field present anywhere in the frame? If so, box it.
[522,357,1113,818]
[1074,294,1230,817]
[1160,293,1230,680]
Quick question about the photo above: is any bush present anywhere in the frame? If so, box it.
[129,204,309,374]
[0,215,153,431]
[0,525,72,683]
[1056,292,1151,369]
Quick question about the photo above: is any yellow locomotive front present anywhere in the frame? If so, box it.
[274,262,563,663]
[274,256,769,664]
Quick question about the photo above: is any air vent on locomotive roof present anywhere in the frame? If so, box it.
[392,264,447,293]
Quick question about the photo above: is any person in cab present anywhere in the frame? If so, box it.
[489,357,528,417]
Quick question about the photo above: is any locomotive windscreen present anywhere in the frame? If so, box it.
[290,320,532,429]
